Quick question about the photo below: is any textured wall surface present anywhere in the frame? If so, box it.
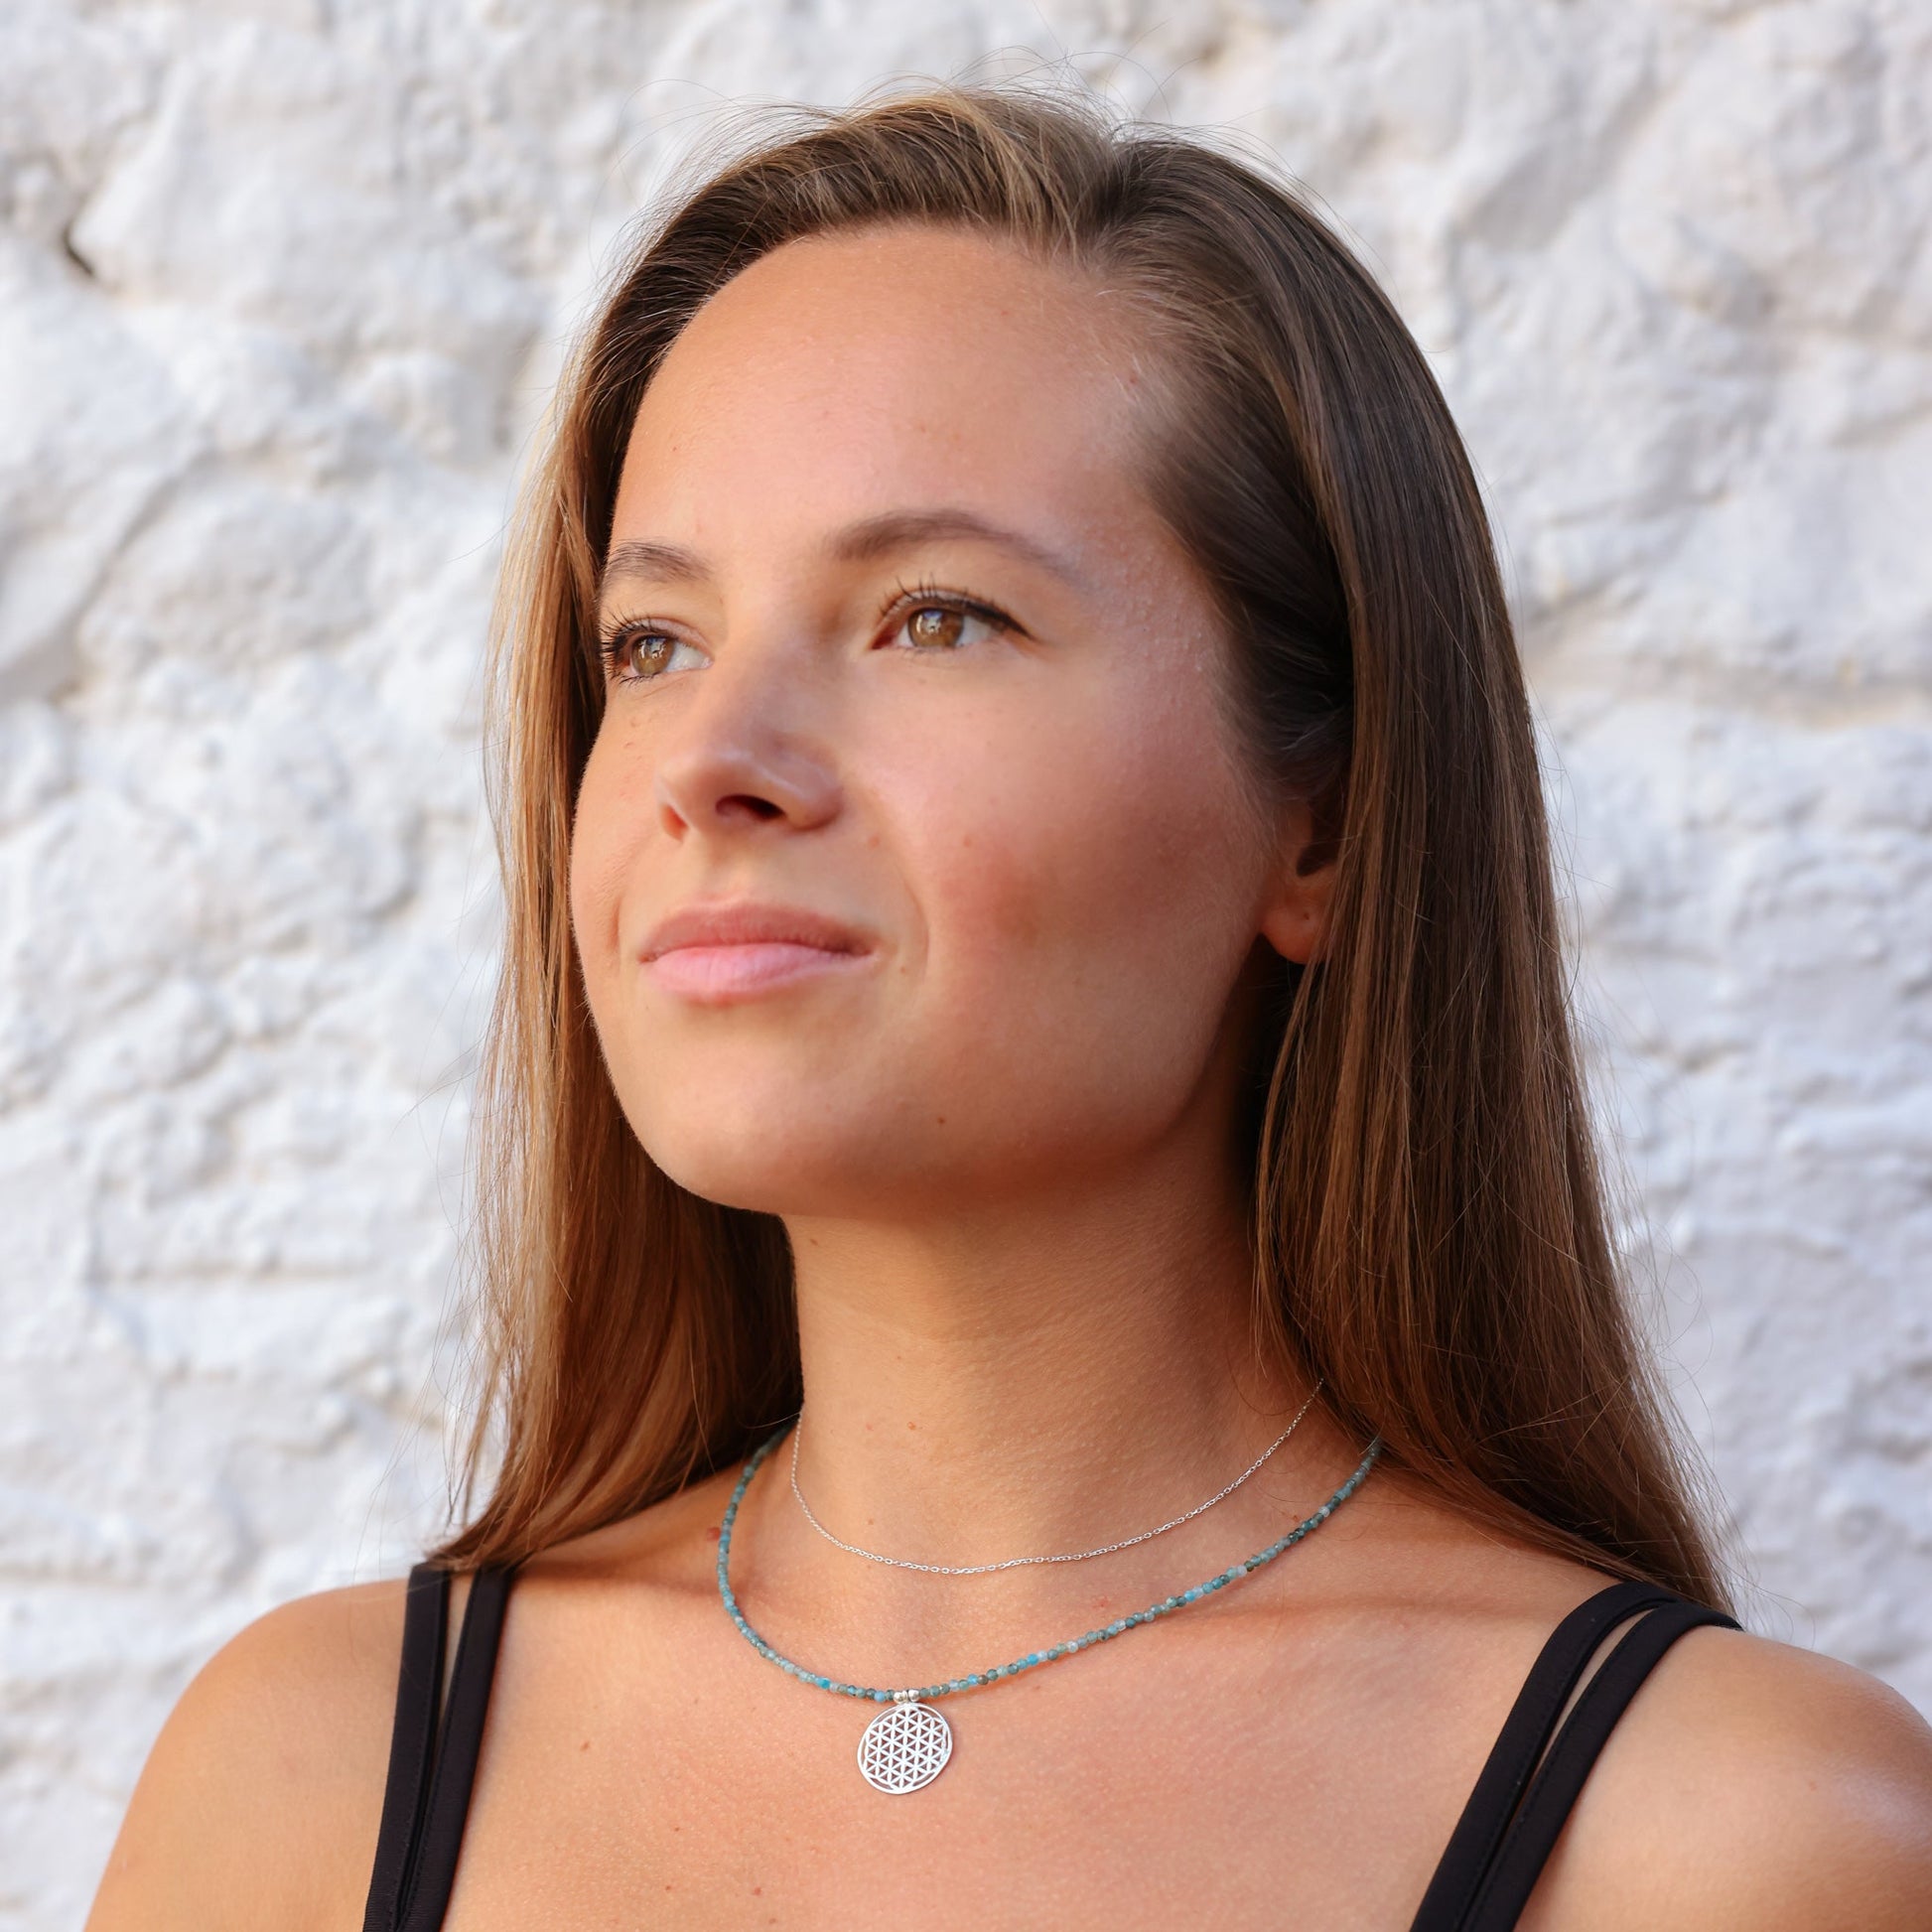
[2,0,1928,1921]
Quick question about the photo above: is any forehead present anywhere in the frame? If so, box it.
[609,224,1164,563]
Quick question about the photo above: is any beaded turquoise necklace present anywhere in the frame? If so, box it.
[717,1421,1383,1793]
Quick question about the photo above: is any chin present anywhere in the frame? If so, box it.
[632,1104,925,1218]
[648,1153,905,1220]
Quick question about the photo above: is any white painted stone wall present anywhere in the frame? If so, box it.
[2,2,1926,1921]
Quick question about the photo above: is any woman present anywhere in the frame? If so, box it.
[86,81,1932,1930]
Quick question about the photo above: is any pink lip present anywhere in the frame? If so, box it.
[640,900,874,1003]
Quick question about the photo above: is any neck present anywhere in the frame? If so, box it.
[778,1164,1308,1573]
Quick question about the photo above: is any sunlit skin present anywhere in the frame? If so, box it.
[85,226,1932,1932]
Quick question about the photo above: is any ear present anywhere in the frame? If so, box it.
[1256,795,1336,967]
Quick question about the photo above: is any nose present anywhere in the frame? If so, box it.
[650,643,842,842]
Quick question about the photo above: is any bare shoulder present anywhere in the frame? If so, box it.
[1327,1475,1932,1927]
[85,1576,420,1932]
[82,1464,736,1932]
[1535,1622,1932,1930]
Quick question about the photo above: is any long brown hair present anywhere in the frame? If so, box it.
[434,79,1729,1608]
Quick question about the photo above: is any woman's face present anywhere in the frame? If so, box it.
[571,223,1313,1217]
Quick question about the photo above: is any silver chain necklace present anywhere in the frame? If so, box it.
[788,1380,1322,1575]
[719,1416,1382,1793]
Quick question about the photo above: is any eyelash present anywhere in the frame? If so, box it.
[877,577,1020,652]
[596,578,1020,685]
[596,620,683,685]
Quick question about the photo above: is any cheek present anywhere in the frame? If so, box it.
[903,674,1259,1054]
[567,732,636,990]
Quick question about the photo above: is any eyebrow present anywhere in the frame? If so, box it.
[598,507,1089,603]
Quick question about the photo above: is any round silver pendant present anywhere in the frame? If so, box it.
[857,1699,953,1793]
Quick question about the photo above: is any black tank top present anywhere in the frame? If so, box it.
[360,1568,1737,1931]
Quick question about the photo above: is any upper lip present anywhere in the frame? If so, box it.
[640,899,873,960]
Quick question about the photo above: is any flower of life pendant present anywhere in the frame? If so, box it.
[857,1695,953,1794]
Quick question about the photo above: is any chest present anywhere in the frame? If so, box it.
[435,1606,1502,1931]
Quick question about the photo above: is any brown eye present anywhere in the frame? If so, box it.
[905,606,968,649]
[618,631,672,677]
[878,581,1020,657]
[891,595,1014,654]
[601,624,696,683]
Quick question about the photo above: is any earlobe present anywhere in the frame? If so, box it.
[1259,878,1331,966]
[1257,804,1336,966]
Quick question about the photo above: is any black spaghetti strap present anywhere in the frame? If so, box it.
[1455,1595,1739,1930]
[1408,1580,1676,1932]
[361,1565,449,1932]
[392,1564,517,1932]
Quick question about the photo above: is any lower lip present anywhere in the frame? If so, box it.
[644,941,872,1002]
